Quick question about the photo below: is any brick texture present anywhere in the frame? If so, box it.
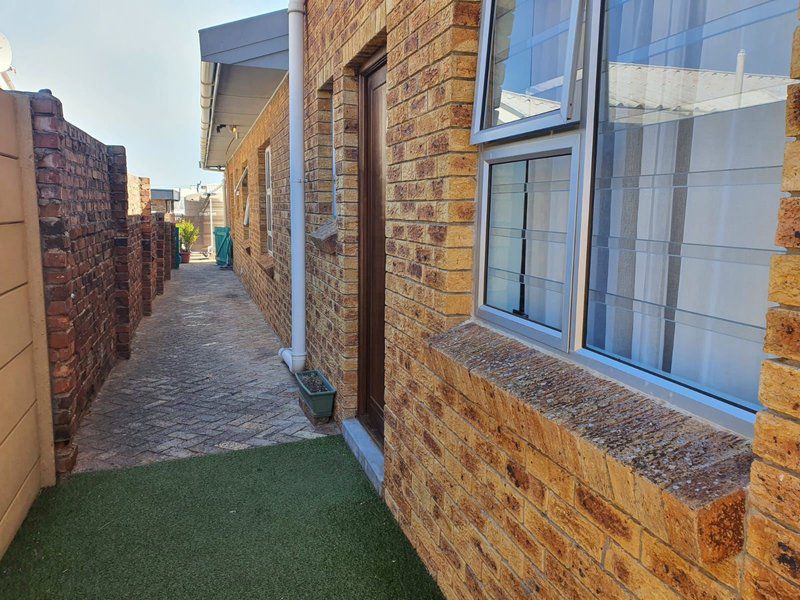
[743,21,800,600]
[220,2,800,598]
[226,80,292,351]
[24,91,169,474]
[136,178,157,316]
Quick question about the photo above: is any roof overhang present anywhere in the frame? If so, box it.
[199,9,289,170]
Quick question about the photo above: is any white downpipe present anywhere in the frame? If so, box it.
[280,0,307,373]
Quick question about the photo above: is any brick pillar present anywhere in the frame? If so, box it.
[140,179,155,316]
[29,90,79,473]
[154,212,165,295]
[108,145,132,359]
[743,25,800,598]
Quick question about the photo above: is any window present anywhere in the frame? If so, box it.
[263,146,273,255]
[586,0,793,412]
[331,101,337,217]
[478,135,581,350]
[235,168,250,240]
[472,0,585,144]
[473,0,795,427]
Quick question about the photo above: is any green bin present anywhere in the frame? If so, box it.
[214,227,233,267]
[173,224,181,269]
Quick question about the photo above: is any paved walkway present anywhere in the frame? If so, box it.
[74,258,336,473]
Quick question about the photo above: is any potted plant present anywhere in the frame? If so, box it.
[177,220,199,263]
[295,370,336,419]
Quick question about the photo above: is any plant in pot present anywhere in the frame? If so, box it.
[177,220,199,263]
[295,370,336,420]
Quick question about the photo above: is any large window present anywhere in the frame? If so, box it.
[473,0,795,426]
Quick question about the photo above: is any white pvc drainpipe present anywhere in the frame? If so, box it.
[280,0,307,373]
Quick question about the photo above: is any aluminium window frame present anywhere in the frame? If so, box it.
[471,0,756,437]
[237,167,250,228]
[475,133,583,352]
[331,101,338,218]
[471,0,585,145]
[264,146,274,256]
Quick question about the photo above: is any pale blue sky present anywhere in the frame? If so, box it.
[2,0,285,188]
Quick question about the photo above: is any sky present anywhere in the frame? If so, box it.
[2,0,285,189]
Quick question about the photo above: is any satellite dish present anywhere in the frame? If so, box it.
[0,34,12,73]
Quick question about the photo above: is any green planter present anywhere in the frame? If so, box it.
[295,370,336,418]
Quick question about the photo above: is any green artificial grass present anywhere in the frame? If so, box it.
[0,436,443,599]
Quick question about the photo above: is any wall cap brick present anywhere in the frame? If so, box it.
[427,321,752,565]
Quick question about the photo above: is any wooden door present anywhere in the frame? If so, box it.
[358,57,388,444]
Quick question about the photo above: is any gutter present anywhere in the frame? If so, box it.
[200,61,219,170]
[279,0,307,373]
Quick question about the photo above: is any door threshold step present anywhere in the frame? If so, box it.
[342,418,384,496]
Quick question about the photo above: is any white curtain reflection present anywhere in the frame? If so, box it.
[587,0,794,409]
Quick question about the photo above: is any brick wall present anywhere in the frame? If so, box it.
[742,26,800,598]
[109,147,135,360]
[30,91,120,472]
[227,80,293,348]
[137,178,157,316]
[125,215,143,347]
[23,90,165,473]
[303,0,390,419]
[221,2,800,597]
[124,176,148,340]
[127,175,145,216]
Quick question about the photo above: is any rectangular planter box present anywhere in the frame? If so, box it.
[295,370,336,418]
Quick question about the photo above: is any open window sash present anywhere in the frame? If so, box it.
[471,0,584,145]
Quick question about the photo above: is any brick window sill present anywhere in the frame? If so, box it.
[256,254,274,278]
[426,322,752,567]
[309,217,337,254]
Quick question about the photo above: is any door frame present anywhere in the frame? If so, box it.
[357,49,388,438]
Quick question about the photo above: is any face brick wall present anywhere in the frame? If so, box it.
[124,214,143,349]
[226,80,293,349]
[31,91,119,473]
[136,178,157,317]
[124,176,148,339]
[24,90,165,474]
[222,2,800,598]
[743,25,800,599]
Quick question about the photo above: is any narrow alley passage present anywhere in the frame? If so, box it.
[73,259,336,473]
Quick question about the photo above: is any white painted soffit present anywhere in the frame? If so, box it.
[199,9,289,170]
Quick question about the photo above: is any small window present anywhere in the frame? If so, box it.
[235,168,250,239]
[331,101,337,217]
[478,134,581,350]
[263,147,273,255]
[472,0,585,144]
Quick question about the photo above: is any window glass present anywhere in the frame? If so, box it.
[237,169,250,238]
[484,0,576,128]
[264,148,273,255]
[486,154,571,331]
[331,103,337,217]
[587,0,794,409]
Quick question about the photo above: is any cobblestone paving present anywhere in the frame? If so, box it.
[73,258,337,473]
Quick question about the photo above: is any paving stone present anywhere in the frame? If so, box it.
[73,261,337,473]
